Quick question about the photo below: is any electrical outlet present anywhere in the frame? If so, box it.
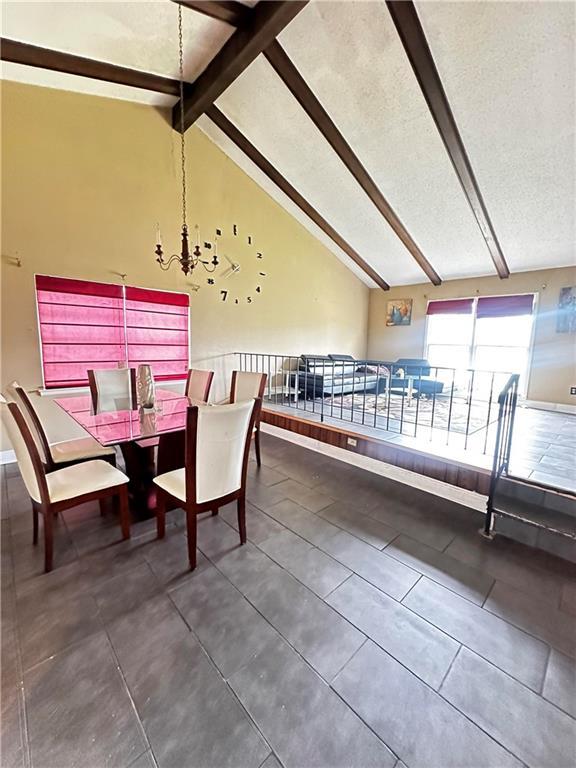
[347,437,357,447]
[571,387,576,396]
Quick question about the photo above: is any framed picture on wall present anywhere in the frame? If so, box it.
[386,299,413,327]
[556,286,576,333]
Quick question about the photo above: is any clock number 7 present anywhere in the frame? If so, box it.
[220,290,228,302]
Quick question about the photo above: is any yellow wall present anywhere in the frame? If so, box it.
[1,81,369,413]
[367,267,576,405]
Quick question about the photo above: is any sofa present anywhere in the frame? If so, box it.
[292,354,390,399]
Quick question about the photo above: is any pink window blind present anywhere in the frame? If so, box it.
[36,277,190,388]
[125,286,189,382]
[476,294,534,318]
[36,275,125,388]
[426,299,474,315]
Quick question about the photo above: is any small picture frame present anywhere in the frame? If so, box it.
[386,299,413,327]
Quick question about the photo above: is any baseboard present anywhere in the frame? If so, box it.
[523,400,576,415]
[260,423,486,513]
[0,450,16,465]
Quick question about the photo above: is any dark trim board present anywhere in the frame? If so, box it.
[386,1,510,279]
[207,106,390,290]
[173,1,308,131]
[0,38,181,96]
[173,0,251,27]
[264,41,442,287]
[262,408,492,496]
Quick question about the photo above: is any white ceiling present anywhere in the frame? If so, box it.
[2,0,574,287]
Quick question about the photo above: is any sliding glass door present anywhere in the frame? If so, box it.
[425,294,535,394]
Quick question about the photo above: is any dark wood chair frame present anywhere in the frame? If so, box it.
[12,383,116,473]
[6,401,130,573]
[230,370,267,467]
[87,367,137,413]
[156,398,262,570]
[185,368,215,402]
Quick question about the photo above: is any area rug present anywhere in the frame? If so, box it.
[317,392,499,435]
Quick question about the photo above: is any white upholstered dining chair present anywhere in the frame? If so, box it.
[154,398,261,570]
[7,381,116,471]
[1,396,130,572]
[185,368,214,402]
[87,368,137,412]
[229,371,267,466]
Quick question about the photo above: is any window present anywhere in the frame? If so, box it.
[35,275,190,388]
[425,293,535,388]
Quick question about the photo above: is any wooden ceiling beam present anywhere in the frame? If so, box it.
[172,0,308,131]
[386,0,510,279]
[207,105,390,290]
[265,40,441,286]
[0,38,181,96]
[173,1,250,27]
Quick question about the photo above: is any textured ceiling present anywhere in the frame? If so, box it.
[1,1,231,105]
[416,0,575,275]
[1,0,574,287]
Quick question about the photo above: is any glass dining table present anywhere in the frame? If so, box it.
[55,388,195,515]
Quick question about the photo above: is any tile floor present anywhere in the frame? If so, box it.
[1,433,575,768]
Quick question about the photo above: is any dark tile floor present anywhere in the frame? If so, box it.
[1,433,575,768]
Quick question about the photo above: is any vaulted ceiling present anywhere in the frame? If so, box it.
[2,0,574,288]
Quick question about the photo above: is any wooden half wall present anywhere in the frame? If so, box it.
[262,408,491,496]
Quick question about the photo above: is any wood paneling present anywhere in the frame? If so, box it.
[386,1,510,279]
[262,407,491,495]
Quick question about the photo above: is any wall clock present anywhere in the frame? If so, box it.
[204,225,267,304]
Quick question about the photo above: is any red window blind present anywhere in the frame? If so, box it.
[36,276,125,388]
[125,286,189,382]
[36,276,190,388]
[426,299,474,315]
[476,294,534,318]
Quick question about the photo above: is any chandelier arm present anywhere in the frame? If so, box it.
[157,255,186,271]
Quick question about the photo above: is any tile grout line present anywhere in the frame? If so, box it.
[100,628,157,765]
[234,492,572,696]
[5,506,32,768]
[437,643,463,692]
[330,641,528,768]
[165,578,276,759]
[538,643,554,696]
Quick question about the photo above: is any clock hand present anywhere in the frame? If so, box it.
[220,264,241,279]
[223,253,235,268]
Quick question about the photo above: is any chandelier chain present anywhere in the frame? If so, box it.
[178,4,187,231]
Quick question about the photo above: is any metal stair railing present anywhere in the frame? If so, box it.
[483,373,520,537]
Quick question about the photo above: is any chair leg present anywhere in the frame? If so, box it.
[156,490,166,539]
[118,486,130,540]
[32,501,39,546]
[185,506,197,570]
[43,504,53,573]
[211,506,219,516]
[237,495,247,545]
[254,427,262,467]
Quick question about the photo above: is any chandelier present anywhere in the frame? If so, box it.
[155,4,219,277]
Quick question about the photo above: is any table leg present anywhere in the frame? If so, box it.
[119,442,156,518]
[406,377,414,407]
